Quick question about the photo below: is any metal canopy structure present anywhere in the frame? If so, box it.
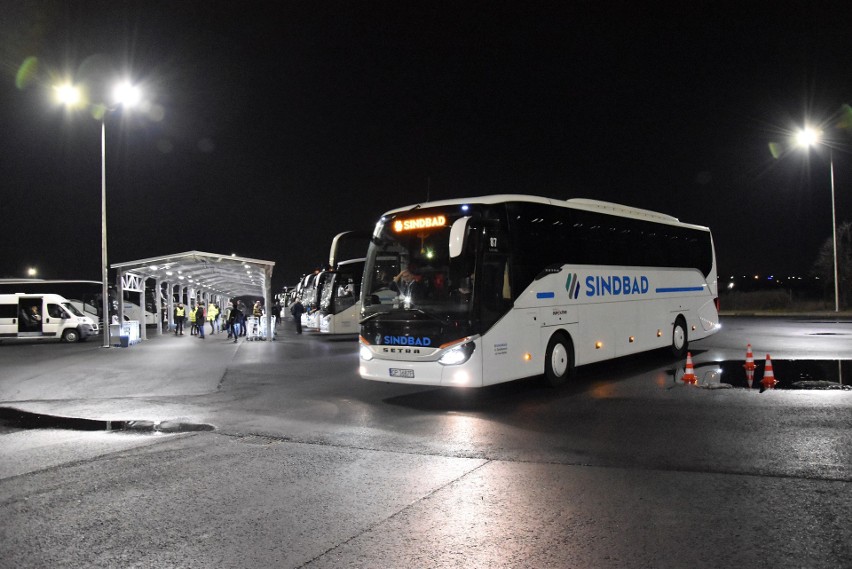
[110,251,276,342]
[112,251,274,297]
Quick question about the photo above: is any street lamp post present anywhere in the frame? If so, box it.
[56,80,141,345]
[796,127,840,313]
[100,117,110,347]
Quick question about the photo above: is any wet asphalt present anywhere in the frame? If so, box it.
[1,317,850,568]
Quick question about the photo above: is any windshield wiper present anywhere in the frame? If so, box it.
[359,312,381,324]
[408,307,447,323]
[360,307,447,324]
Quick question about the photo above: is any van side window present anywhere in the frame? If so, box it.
[0,304,16,318]
[47,304,65,318]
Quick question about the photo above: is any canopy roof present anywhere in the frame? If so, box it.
[111,251,275,297]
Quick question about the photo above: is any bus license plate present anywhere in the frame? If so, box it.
[389,368,414,378]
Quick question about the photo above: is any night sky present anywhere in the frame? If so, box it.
[2,1,852,290]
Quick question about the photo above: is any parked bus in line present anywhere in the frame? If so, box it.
[358,195,720,387]
[0,293,99,343]
[319,256,399,335]
[317,231,376,335]
[319,258,363,334]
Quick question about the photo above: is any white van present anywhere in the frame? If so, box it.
[0,293,99,343]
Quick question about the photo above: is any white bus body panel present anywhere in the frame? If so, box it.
[305,311,320,330]
[480,265,718,383]
[320,302,361,334]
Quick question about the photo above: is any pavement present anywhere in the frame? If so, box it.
[2,319,851,568]
[0,326,288,424]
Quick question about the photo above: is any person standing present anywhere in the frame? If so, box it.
[196,302,206,339]
[272,299,281,323]
[290,298,304,334]
[228,303,243,343]
[208,303,219,335]
[189,304,198,335]
[238,300,248,336]
[224,302,233,338]
[174,303,186,335]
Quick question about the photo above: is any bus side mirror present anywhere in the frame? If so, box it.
[449,216,471,258]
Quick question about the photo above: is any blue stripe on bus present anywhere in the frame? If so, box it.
[655,286,704,293]
[536,292,555,299]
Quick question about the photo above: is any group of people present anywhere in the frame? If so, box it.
[171,299,263,343]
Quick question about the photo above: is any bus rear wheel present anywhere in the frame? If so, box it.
[671,316,688,358]
[544,333,574,387]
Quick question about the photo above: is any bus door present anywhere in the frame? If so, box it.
[479,224,512,330]
[479,223,522,385]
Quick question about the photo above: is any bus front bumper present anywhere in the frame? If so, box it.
[359,355,482,388]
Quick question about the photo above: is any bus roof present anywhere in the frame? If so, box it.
[0,279,101,284]
[379,194,709,231]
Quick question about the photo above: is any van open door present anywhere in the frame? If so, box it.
[17,297,44,336]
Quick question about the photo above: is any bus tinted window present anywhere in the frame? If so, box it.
[507,202,713,294]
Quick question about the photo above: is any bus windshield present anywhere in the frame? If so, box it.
[361,209,477,322]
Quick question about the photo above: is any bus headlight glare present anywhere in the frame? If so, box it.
[359,345,373,361]
[439,342,475,366]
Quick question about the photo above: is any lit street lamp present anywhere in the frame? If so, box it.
[56,80,141,346]
[795,126,840,312]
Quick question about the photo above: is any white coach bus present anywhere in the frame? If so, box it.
[319,258,364,334]
[358,195,720,387]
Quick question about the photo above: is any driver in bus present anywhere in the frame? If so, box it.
[391,263,426,300]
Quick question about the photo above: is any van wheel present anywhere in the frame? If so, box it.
[62,329,80,343]
[671,316,688,358]
[544,333,574,387]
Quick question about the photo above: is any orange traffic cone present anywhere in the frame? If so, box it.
[761,354,778,390]
[743,344,756,388]
[681,352,698,385]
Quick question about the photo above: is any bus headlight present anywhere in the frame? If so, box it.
[438,341,475,366]
[359,345,373,361]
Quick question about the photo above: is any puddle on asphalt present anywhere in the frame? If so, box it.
[0,407,215,433]
[671,360,852,390]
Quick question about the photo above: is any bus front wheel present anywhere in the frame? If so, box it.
[544,333,574,387]
[671,317,688,358]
